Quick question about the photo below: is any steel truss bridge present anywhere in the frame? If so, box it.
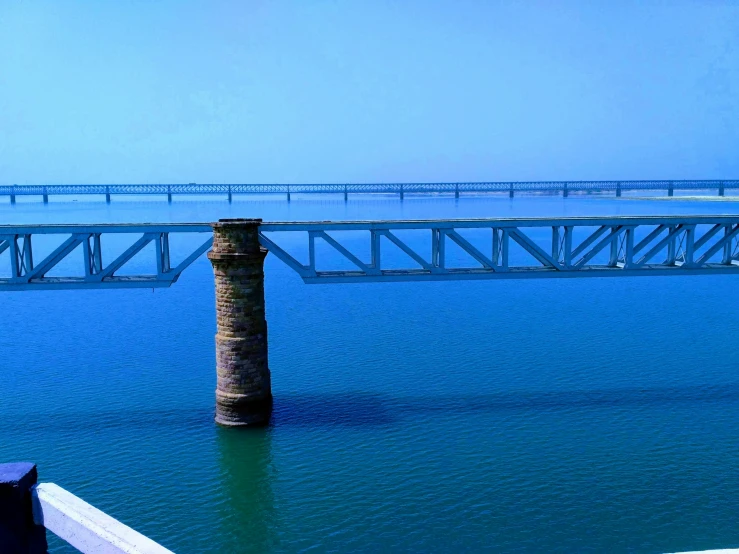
[2,180,739,203]
[3,216,739,289]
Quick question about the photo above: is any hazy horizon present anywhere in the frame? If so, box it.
[2,1,738,185]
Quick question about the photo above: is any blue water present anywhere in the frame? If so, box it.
[3,195,739,553]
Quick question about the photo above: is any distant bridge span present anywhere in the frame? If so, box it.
[2,180,739,203]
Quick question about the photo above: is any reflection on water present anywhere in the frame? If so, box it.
[216,428,276,554]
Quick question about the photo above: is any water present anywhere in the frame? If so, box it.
[3,195,739,553]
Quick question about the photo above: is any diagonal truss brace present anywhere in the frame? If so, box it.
[0,225,212,290]
[259,217,739,283]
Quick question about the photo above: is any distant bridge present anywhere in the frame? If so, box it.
[2,180,738,203]
[3,215,739,290]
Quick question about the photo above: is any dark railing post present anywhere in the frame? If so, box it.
[208,219,272,426]
[42,187,48,204]
[563,182,569,198]
[0,463,48,553]
[719,181,725,197]
[668,181,674,197]
[10,184,16,205]
[616,182,622,197]
[509,183,514,199]
[105,186,111,204]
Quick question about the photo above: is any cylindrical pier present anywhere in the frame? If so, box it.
[208,218,272,426]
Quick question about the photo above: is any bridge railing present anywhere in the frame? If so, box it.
[0,462,173,553]
[1,180,738,202]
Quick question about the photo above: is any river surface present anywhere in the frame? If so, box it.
[2,194,739,553]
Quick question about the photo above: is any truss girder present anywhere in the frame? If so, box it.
[0,224,212,290]
[5,217,739,290]
[259,216,739,283]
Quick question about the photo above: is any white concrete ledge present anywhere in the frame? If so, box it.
[31,482,174,554]
[675,548,739,554]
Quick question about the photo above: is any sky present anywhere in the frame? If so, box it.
[0,1,737,185]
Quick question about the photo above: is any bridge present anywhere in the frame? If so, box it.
[2,179,739,203]
[4,215,739,426]
[2,216,739,290]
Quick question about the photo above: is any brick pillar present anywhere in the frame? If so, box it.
[208,218,272,426]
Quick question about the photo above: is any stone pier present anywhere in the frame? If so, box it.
[208,218,272,426]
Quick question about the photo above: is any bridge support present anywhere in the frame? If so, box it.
[167,185,172,204]
[563,182,568,198]
[105,186,111,204]
[10,185,16,205]
[668,181,674,197]
[208,218,272,426]
[616,182,622,197]
[509,183,514,198]
[719,181,725,197]
[0,463,47,553]
[42,187,49,204]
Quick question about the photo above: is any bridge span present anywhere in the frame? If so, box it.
[4,215,739,426]
[2,179,739,203]
[2,216,739,289]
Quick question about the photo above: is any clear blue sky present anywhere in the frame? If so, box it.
[1,1,737,184]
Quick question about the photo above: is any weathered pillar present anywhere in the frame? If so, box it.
[0,463,48,553]
[208,218,272,426]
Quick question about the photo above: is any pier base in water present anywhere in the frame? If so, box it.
[208,218,272,426]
